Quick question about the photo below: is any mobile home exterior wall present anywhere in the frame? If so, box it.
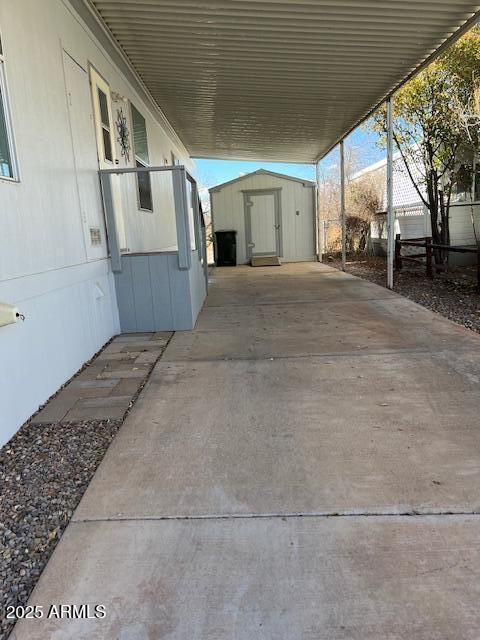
[353,156,480,261]
[0,0,191,445]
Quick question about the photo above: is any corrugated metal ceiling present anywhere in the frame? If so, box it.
[88,0,480,163]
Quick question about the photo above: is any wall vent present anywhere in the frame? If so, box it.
[89,227,102,246]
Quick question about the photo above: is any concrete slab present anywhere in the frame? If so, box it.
[111,378,144,396]
[30,332,168,426]
[33,395,77,424]
[75,351,480,520]
[69,378,121,389]
[97,369,148,379]
[63,396,132,421]
[95,351,139,362]
[165,296,478,361]
[114,333,156,342]
[15,263,480,639]
[206,265,398,308]
[12,516,480,640]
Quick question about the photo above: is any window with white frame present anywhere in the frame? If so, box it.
[0,35,18,180]
[452,151,480,203]
[97,88,113,162]
[131,103,152,211]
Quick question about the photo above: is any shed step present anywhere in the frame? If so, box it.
[251,256,282,267]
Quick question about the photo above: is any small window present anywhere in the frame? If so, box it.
[0,36,18,180]
[453,153,480,203]
[136,160,153,211]
[131,103,152,211]
[97,88,113,162]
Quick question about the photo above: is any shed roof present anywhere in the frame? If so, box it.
[209,169,315,192]
[84,0,480,163]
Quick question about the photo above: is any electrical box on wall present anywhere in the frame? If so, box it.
[0,303,21,327]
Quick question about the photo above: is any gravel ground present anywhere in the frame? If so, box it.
[0,418,121,640]
[328,255,480,333]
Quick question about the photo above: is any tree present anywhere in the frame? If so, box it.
[318,145,358,253]
[346,173,383,252]
[368,27,480,265]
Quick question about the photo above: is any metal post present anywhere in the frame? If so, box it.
[340,140,346,271]
[99,172,122,273]
[172,167,192,271]
[386,96,394,289]
[316,161,323,262]
[477,243,480,292]
[426,237,433,278]
[395,233,402,270]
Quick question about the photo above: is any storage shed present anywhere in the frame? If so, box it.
[210,170,316,265]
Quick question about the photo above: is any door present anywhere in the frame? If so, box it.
[245,190,281,258]
[89,66,127,250]
[63,51,106,261]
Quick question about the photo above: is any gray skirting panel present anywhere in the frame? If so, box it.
[114,250,207,332]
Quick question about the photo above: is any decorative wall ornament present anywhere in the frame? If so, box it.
[116,108,130,164]
[111,91,127,103]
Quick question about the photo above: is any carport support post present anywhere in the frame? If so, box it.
[316,161,323,262]
[340,139,346,271]
[386,96,394,290]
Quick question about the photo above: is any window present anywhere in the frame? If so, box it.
[0,35,18,180]
[97,88,113,162]
[453,151,480,203]
[131,103,152,211]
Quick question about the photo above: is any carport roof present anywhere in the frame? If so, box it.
[85,0,480,163]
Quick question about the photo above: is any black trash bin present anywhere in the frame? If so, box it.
[215,230,237,266]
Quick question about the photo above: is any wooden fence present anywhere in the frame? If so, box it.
[395,234,480,291]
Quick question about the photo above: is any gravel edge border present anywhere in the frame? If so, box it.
[0,333,173,640]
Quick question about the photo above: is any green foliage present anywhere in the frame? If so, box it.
[366,27,480,257]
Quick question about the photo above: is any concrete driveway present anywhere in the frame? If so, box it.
[13,263,480,639]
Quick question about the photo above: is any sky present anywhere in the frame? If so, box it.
[193,123,385,210]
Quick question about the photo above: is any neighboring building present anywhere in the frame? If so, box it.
[210,170,316,265]
[0,0,206,445]
[352,153,480,260]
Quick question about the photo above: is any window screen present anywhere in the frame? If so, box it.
[131,104,149,165]
[97,88,113,162]
[0,39,16,179]
[131,103,152,211]
[0,82,13,178]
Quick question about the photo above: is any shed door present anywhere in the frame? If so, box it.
[246,191,280,257]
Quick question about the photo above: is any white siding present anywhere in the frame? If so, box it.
[449,203,480,246]
[211,173,315,264]
[0,0,190,444]
[359,156,480,249]
[371,203,480,246]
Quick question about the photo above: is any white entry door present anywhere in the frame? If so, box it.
[246,192,280,257]
[63,51,107,261]
[89,66,127,251]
